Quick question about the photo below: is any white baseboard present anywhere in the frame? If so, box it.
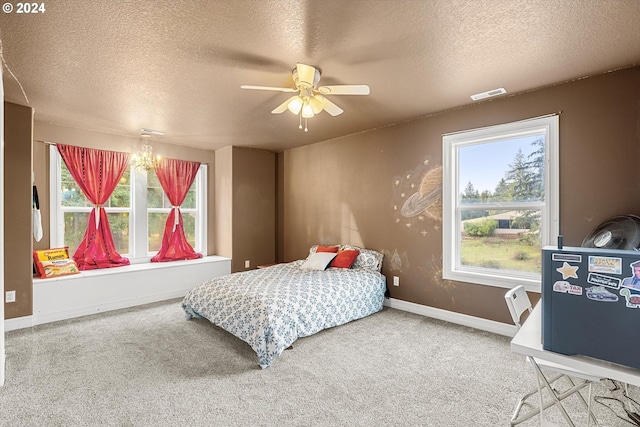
[16,256,231,330]
[33,289,190,326]
[0,351,4,386]
[384,297,517,337]
[5,315,34,332]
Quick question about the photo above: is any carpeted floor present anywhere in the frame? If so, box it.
[1,299,638,426]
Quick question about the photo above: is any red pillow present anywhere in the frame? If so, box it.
[316,245,339,253]
[329,249,360,268]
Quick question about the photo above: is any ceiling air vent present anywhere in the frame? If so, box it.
[140,128,165,136]
[470,87,507,101]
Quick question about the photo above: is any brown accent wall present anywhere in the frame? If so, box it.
[216,146,276,273]
[276,152,285,263]
[4,102,33,319]
[233,147,276,272]
[281,67,640,324]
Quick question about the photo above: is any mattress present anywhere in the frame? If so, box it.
[182,260,386,368]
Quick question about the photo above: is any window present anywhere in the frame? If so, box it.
[442,115,559,290]
[146,171,198,253]
[50,146,207,264]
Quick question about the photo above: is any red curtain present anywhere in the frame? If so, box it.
[57,144,131,270]
[151,158,203,262]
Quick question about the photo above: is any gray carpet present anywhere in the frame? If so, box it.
[1,299,638,426]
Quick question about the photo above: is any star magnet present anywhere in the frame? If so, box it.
[556,262,579,280]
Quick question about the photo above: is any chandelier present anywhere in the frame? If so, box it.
[131,134,160,171]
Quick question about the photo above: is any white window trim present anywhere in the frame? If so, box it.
[50,146,207,264]
[142,165,207,258]
[442,115,559,292]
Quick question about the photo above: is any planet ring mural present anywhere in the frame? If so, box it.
[400,165,442,219]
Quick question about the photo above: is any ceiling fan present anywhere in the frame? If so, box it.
[241,63,370,131]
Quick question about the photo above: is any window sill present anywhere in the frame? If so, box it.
[444,270,541,293]
[33,255,230,283]
[31,255,231,327]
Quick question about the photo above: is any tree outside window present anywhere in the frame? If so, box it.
[51,146,207,263]
[60,163,131,256]
[443,116,559,290]
[146,171,197,252]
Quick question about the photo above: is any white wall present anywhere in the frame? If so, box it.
[1,64,6,386]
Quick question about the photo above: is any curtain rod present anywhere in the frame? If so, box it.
[34,139,208,165]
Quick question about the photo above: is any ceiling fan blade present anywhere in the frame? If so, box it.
[318,85,370,95]
[271,96,299,114]
[318,96,344,116]
[241,85,297,93]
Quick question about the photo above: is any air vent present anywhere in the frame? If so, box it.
[140,128,165,136]
[470,87,507,101]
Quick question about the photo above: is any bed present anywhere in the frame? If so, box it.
[181,245,386,368]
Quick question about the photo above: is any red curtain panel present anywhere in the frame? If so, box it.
[151,158,203,262]
[57,144,131,270]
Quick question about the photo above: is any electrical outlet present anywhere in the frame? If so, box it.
[393,276,400,287]
[245,260,250,268]
[5,290,16,303]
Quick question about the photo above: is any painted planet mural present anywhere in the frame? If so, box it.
[401,165,442,220]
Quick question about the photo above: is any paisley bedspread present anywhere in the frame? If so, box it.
[181,260,386,368]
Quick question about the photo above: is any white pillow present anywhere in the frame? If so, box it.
[300,252,337,271]
[340,245,384,271]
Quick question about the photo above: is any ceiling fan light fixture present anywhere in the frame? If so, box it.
[287,96,303,114]
[242,62,368,129]
[308,96,324,114]
[301,101,315,118]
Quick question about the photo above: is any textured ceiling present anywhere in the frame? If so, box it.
[1,0,640,152]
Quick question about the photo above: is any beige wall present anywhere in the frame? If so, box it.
[281,67,640,324]
[4,102,33,319]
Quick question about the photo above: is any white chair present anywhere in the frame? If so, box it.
[505,285,603,426]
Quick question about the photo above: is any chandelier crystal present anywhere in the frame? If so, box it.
[131,136,160,171]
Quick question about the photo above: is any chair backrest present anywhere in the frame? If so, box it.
[504,285,533,329]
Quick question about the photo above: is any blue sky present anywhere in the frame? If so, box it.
[458,135,541,193]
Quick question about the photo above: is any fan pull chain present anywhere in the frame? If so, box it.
[297,112,308,132]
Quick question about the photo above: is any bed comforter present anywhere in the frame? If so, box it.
[181,260,386,368]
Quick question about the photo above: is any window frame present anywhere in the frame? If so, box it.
[442,115,559,292]
[143,166,205,256]
[50,145,207,264]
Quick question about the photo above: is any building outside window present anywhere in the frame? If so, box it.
[442,115,559,291]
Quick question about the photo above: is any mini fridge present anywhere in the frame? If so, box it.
[542,245,640,370]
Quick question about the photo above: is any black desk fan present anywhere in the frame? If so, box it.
[582,214,640,250]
